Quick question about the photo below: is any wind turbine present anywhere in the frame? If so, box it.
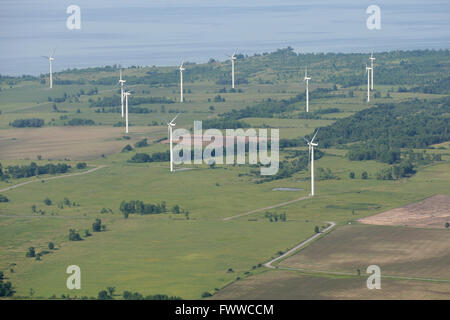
[369,52,375,90]
[123,91,131,133]
[41,49,55,89]
[117,69,126,117]
[159,114,180,172]
[228,49,237,89]
[365,64,372,102]
[303,130,319,197]
[179,61,185,103]
[304,67,311,112]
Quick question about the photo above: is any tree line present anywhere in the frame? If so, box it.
[1,162,71,179]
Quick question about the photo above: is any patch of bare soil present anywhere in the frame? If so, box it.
[358,195,450,229]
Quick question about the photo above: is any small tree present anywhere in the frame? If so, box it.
[97,290,112,300]
[92,218,102,232]
[314,226,320,233]
[107,287,116,297]
[44,198,52,206]
[26,247,36,257]
[445,222,449,229]
[349,172,355,179]
[48,242,54,250]
[361,171,368,180]
[69,229,82,241]
[172,205,180,214]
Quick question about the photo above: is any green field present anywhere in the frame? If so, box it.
[0,49,449,299]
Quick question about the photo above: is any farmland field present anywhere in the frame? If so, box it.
[0,48,449,300]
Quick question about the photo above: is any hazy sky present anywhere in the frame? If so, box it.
[1,0,449,75]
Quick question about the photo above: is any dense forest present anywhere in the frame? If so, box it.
[316,97,450,149]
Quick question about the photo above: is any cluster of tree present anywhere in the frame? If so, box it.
[134,138,148,148]
[376,161,415,180]
[3,162,70,179]
[264,211,287,222]
[347,145,401,164]
[66,118,96,126]
[89,95,174,108]
[317,167,339,180]
[316,97,450,149]
[256,149,324,183]
[120,200,168,217]
[0,271,14,297]
[0,194,8,202]
[92,218,106,232]
[69,229,83,241]
[52,79,86,85]
[119,200,188,218]
[129,151,170,163]
[95,106,156,114]
[10,118,45,128]
[96,287,181,300]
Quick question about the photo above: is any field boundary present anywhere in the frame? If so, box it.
[0,165,108,193]
[275,265,450,284]
[222,195,311,221]
[264,221,336,269]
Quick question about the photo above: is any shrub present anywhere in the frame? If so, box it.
[349,172,355,179]
[92,218,103,232]
[314,226,320,233]
[44,198,52,206]
[122,145,134,152]
[0,194,8,202]
[69,229,82,241]
[26,247,36,257]
[76,162,87,169]
[48,242,54,250]
[134,138,148,148]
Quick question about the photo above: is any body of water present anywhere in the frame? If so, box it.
[1,0,449,75]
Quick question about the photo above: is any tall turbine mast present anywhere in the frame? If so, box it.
[123,91,131,133]
[365,64,372,102]
[231,49,237,89]
[179,61,185,103]
[303,130,319,197]
[41,49,55,89]
[118,69,126,117]
[304,67,311,112]
[369,52,376,90]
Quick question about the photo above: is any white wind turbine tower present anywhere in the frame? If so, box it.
[369,52,375,90]
[365,64,372,102]
[179,61,185,103]
[159,114,180,172]
[41,49,55,89]
[304,130,319,197]
[117,69,126,117]
[230,49,237,89]
[123,91,131,133]
[304,67,311,112]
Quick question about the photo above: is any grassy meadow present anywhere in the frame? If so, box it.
[0,49,449,299]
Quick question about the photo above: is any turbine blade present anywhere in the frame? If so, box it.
[302,137,310,144]
[311,129,319,142]
[170,112,181,123]
[41,56,50,59]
